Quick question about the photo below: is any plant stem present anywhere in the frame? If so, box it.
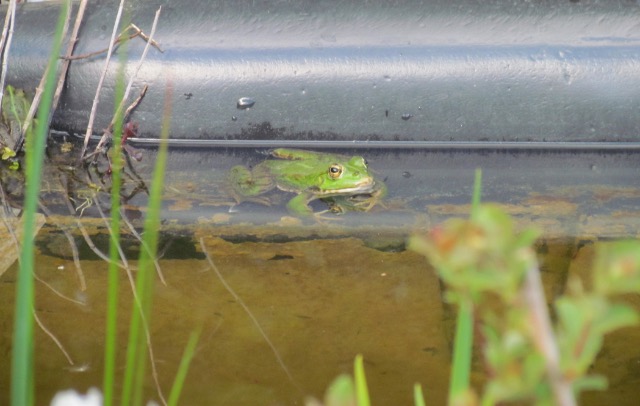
[10,2,69,405]
[448,298,473,404]
[471,168,482,219]
[522,266,576,406]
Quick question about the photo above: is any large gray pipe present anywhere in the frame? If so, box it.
[4,0,640,144]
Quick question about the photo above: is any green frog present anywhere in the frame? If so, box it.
[228,148,384,216]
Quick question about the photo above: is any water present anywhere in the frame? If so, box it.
[1,136,640,405]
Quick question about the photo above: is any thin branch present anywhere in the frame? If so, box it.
[0,176,16,217]
[0,0,15,72]
[129,23,163,52]
[119,84,147,130]
[91,6,161,157]
[0,0,16,110]
[34,273,86,307]
[34,310,75,366]
[83,85,148,162]
[522,265,576,406]
[59,174,127,270]
[120,207,166,285]
[79,0,126,159]
[93,191,130,270]
[62,23,163,61]
[199,237,298,388]
[38,202,86,291]
[0,188,20,277]
[14,0,72,152]
[51,0,88,114]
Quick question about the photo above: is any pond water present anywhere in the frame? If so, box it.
[1,135,640,405]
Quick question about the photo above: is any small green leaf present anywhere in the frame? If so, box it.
[557,294,639,375]
[595,303,638,335]
[572,374,608,393]
[413,383,426,406]
[593,240,640,295]
[324,374,356,406]
[354,354,371,406]
[2,147,16,160]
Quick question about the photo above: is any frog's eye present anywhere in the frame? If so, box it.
[328,164,343,179]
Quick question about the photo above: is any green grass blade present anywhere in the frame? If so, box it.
[121,300,142,404]
[102,40,127,406]
[354,354,371,406]
[103,247,120,406]
[413,383,426,406]
[471,168,482,220]
[167,328,201,406]
[103,235,121,406]
[10,3,68,406]
[448,298,473,404]
[122,84,172,406]
[447,170,481,403]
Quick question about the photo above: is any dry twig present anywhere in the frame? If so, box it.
[93,191,130,270]
[34,272,85,307]
[91,7,161,158]
[0,0,17,110]
[59,174,127,269]
[79,0,126,159]
[62,23,163,61]
[199,237,299,388]
[15,0,72,152]
[120,206,166,285]
[522,266,576,406]
[38,202,86,291]
[34,310,75,365]
[84,85,147,162]
[51,0,88,114]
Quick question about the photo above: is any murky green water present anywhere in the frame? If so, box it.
[1,137,640,405]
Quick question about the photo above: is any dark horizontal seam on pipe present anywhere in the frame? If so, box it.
[125,138,640,151]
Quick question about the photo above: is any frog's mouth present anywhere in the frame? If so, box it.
[314,177,376,196]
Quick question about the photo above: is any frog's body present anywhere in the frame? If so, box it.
[228,148,383,216]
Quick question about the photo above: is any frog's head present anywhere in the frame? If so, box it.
[314,156,375,195]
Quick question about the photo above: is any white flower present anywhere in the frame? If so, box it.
[50,388,102,406]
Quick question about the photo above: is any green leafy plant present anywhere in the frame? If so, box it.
[408,173,640,405]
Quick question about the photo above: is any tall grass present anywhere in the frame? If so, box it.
[10,3,69,406]
[167,328,201,406]
[447,169,482,404]
[102,26,129,406]
[354,354,370,406]
[121,83,173,406]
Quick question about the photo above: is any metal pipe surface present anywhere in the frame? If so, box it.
[4,0,640,143]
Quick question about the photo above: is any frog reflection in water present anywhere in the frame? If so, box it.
[228,148,385,216]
